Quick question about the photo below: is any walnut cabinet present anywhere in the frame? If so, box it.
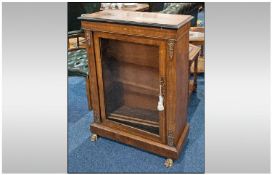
[79,10,193,167]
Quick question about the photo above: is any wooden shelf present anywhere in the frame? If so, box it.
[102,60,159,96]
[109,105,159,123]
[108,105,159,134]
[117,79,158,96]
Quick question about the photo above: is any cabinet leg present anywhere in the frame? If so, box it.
[164,158,173,168]
[86,76,92,110]
[90,134,98,142]
[193,55,199,92]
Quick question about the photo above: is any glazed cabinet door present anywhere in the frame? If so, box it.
[93,32,167,143]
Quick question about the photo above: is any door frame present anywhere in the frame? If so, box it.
[93,31,167,143]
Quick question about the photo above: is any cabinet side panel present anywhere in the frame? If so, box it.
[166,39,177,147]
[85,30,101,123]
[175,28,190,143]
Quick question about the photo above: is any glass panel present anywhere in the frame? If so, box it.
[100,38,160,135]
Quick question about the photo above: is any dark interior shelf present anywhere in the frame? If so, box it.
[108,105,159,135]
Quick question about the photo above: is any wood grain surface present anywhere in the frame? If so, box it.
[79,10,193,29]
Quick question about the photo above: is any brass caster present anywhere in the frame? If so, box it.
[90,134,98,142]
[164,158,173,168]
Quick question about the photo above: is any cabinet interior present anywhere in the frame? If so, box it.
[100,38,160,135]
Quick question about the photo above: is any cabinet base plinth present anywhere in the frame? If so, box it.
[90,122,189,159]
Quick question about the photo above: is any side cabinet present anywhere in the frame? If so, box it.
[80,10,192,167]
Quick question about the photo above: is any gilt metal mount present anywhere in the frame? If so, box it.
[167,39,176,60]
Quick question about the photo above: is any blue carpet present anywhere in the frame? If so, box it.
[68,74,204,173]
[68,77,89,123]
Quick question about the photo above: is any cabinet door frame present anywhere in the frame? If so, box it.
[93,31,167,143]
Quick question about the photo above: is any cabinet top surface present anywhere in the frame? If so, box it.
[79,10,193,29]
